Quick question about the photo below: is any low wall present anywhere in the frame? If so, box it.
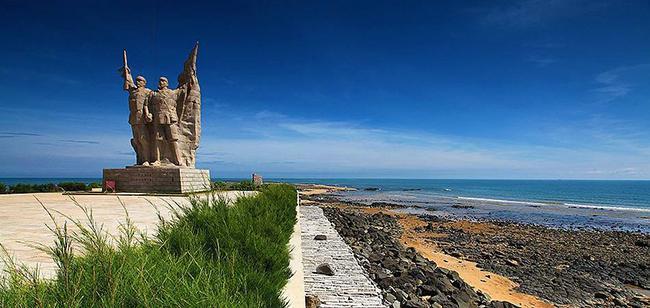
[282,192,306,308]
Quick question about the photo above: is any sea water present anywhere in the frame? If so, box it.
[276,178,650,232]
[277,179,650,211]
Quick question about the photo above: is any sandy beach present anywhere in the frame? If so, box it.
[300,185,650,307]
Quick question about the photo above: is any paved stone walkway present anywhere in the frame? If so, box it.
[0,192,254,279]
[300,206,386,307]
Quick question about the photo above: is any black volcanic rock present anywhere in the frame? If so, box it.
[315,263,334,276]
[417,214,650,307]
[321,207,511,308]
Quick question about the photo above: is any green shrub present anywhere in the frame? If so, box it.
[57,182,87,192]
[211,180,259,191]
[4,182,100,193]
[0,182,6,194]
[230,180,257,191]
[9,183,58,193]
[87,182,102,189]
[0,184,297,307]
[211,181,229,190]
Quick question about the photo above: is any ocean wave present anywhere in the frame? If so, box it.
[456,196,650,213]
[562,203,650,213]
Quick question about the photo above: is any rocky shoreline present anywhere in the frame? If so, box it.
[302,190,650,307]
[322,206,517,308]
[418,214,650,307]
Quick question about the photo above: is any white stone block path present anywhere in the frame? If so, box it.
[300,206,386,307]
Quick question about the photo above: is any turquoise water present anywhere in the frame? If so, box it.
[274,178,650,232]
[276,178,650,211]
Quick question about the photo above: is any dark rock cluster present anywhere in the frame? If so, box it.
[322,207,517,308]
[420,217,650,307]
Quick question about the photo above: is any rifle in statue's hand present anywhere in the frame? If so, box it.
[121,49,135,90]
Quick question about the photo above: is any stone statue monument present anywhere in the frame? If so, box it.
[121,51,153,165]
[103,43,210,193]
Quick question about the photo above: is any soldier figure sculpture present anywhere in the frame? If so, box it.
[150,76,182,165]
[119,43,201,168]
[122,62,153,165]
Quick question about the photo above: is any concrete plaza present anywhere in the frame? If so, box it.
[0,191,252,278]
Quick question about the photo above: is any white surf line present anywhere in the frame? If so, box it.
[457,196,650,213]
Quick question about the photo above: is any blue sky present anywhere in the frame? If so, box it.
[1,0,649,179]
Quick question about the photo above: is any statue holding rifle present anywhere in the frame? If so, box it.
[119,43,202,167]
[105,43,209,194]
[121,50,153,165]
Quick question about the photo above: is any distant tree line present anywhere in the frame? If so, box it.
[211,180,266,191]
[0,182,102,194]
[0,180,277,194]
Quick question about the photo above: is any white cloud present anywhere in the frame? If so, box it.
[526,55,557,67]
[3,105,650,179]
[194,110,650,179]
[480,0,605,27]
[592,64,650,103]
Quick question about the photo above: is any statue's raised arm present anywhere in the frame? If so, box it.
[119,49,154,166]
[121,49,136,91]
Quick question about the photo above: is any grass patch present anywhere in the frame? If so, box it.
[0,184,297,307]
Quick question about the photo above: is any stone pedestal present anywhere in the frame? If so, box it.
[103,167,211,194]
